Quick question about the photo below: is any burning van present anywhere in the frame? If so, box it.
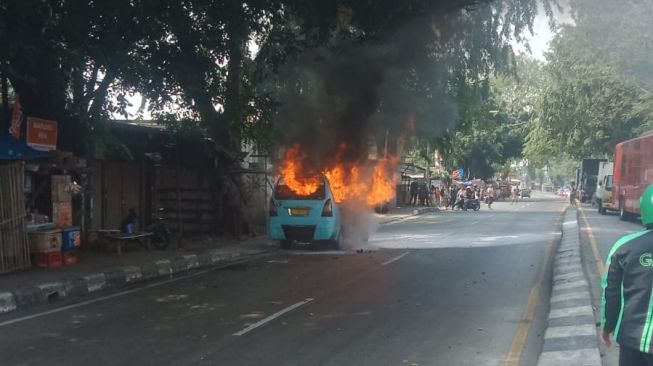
[268,176,343,249]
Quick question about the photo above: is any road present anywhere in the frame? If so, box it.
[0,193,565,366]
[578,204,645,366]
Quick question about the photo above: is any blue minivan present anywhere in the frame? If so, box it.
[268,177,343,249]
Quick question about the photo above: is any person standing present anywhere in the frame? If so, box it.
[449,185,458,210]
[570,183,578,207]
[410,180,418,205]
[440,187,447,209]
[486,185,494,209]
[418,181,427,206]
[511,186,520,205]
[601,184,653,365]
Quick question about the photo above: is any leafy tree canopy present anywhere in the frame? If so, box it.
[524,0,653,165]
[1,0,552,159]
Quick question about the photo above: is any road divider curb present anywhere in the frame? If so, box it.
[0,248,275,316]
[537,208,602,366]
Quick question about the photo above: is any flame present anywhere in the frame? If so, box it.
[367,157,399,206]
[279,145,321,196]
[279,145,399,207]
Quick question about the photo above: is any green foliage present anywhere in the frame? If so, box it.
[432,56,545,179]
[1,0,550,160]
[525,0,653,163]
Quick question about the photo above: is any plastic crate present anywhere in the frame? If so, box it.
[33,252,63,268]
[28,229,62,253]
[61,227,81,251]
[62,251,78,265]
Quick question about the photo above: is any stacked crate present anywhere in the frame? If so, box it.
[52,175,80,265]
[29,229,63,268]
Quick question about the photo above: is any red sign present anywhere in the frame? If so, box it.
[26,117,58,151]
[9,95,22,139]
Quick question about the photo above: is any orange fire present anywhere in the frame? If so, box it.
[367,157,399,206]
[279,145,321,196]
[279,145,399,207]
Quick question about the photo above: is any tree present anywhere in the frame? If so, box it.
[524,0,653,162]
[430,56,545,179]
[1,0,552,159]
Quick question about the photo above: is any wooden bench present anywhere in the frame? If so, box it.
[106,232,153,255]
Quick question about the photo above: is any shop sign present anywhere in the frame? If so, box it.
[26,117,58,151]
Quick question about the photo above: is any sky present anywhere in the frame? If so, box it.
[513,1,573,61]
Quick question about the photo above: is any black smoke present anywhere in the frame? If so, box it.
[269,14,465,170]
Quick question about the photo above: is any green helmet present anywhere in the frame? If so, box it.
[641,184,653,227]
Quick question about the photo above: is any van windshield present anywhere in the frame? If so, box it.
[275,183,326,200]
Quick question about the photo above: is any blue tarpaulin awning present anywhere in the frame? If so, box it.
[0,134,49,160]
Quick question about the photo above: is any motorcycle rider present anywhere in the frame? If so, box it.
[455,184,466,210]
[601,184,653,365]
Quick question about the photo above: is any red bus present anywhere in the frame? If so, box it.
[612,132,653,220]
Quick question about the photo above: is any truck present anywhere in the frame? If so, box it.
[596,161,614,214]
[612,132,653,220]
[576,159,606,203]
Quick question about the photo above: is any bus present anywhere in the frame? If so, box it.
[612,132,653,220]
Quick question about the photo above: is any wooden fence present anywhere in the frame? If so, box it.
[0,161,31,273]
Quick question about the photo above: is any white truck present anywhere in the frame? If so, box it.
[596,161,614,214]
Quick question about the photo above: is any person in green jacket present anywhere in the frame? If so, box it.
[602,184,653,365]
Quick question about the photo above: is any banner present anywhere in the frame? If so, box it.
[9,95,22,139]
[452,168,465,179]
[26,117,58,151]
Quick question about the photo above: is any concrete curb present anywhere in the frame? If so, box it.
[378,206,438,225]
[0,248,273,316]
[538,208,602,366]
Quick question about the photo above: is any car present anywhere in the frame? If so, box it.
[268,177,343,250]
[520,188,531,198]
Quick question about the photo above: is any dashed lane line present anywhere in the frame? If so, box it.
[232,298,315,336]
[380,252,410,266]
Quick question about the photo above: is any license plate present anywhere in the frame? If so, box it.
[289,207,310,216]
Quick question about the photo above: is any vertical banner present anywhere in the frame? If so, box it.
[9,95,22,139]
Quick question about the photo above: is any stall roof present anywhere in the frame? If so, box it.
[0,134,49,160]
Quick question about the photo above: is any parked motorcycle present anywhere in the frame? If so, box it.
[147,208,172,249]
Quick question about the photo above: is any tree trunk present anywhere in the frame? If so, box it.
[1,62,9,133]
[222,24,247,153]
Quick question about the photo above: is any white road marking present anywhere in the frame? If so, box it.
[0,256,263,328]
[471,221,479,225]
[381,252,410,266]
[232,298,314,336]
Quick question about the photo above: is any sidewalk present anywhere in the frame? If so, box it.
[374,205,439,225]
[0,235,277,315]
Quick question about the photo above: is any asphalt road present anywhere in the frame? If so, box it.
[578,203,645,366]
[0,193,566,366]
